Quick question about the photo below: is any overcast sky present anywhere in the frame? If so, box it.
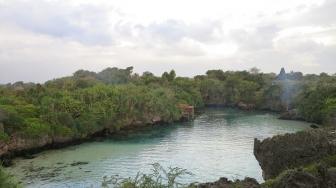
[0,0,335,83]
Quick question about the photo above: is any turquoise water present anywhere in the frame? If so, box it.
[7,108,310,187]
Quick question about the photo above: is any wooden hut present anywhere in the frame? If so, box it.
[178,104,194,121]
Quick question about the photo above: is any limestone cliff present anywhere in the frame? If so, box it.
[254,128,336,180]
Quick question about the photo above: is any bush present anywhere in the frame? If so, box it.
[0,131,9,142]
[0,166,21,188]
[22,118,51,137]
[102,163,193,188]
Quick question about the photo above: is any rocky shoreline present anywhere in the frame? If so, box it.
[197,127,336,188]
[0,118,187,166]
[3,108,334,188]
[254,128,336,180]
[0,105,276,167]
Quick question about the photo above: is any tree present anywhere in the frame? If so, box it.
[97,67,133,84]
[162,70,176,82]
[206,70,226,80]
[249,67,260,75]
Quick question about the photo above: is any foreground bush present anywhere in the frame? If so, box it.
[0,166,21,188]
[102,163,193,188]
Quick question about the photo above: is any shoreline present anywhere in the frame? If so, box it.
[0,116,193,167]
[4,107,320,188]
[1,106,311,167]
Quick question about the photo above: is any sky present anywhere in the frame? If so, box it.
[0,0,335,83]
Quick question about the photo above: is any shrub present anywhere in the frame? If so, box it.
[102,163,193,188]
[0,166,21,188]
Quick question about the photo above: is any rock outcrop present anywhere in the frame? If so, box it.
[0,111,189,165]
[196,177,259,188]
[254,128,336,180]
[237,102,255,111]
[269,170,320,188]
[263,164,336,188]
[278,109,304,121]
[0,133,77,166]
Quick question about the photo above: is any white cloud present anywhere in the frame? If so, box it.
[0,0,335,83]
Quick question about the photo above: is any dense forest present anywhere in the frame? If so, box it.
[0,67,335,142]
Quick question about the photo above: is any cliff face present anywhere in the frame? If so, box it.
[0,113,182,165]
[0,133,76,165]
[254,128,336,180]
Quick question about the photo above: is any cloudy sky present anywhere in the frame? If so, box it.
[0,0,335,83]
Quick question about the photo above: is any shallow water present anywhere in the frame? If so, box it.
[7,108,311,187]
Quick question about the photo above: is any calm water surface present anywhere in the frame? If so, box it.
[7,108,311,187]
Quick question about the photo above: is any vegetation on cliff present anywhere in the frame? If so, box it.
[0,67,335,187]
[261,154,336,188]
[0,67,335,143]
[254,127,336,187]
[0,67,203,142]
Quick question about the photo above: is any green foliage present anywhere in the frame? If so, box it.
[262,154,336,188]
[296,76,336,123]
[0,166,21,188]
[0,67,335,141]
[261,169,295,188]
[162,70,176,82]
[22,118,51,137]
[1,67,335,188]
[0,131,9,141]
[97,67,134,84]
[102,163,193,188]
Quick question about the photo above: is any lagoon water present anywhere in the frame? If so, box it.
[7,108,311,187]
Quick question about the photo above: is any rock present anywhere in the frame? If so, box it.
[152,116,162,123]
[2,157,13,167]
[70,161,89,166]
[52,136,73,144]
[278,109,303,121]
[270,170,320,188]
[8,134,53,152]
[22,153,36,159]
[325,167,336,187]
[0,111,190,165]
[310,124,319,129]
[254,128,336,180]
[196,177,259,188]
[237,102,255,111]
[263,164,336,188]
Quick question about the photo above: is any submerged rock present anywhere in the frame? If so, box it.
[310,124,319,129]
[254,128,336,180]
[22,153,36,159]
[70,161,89,166]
